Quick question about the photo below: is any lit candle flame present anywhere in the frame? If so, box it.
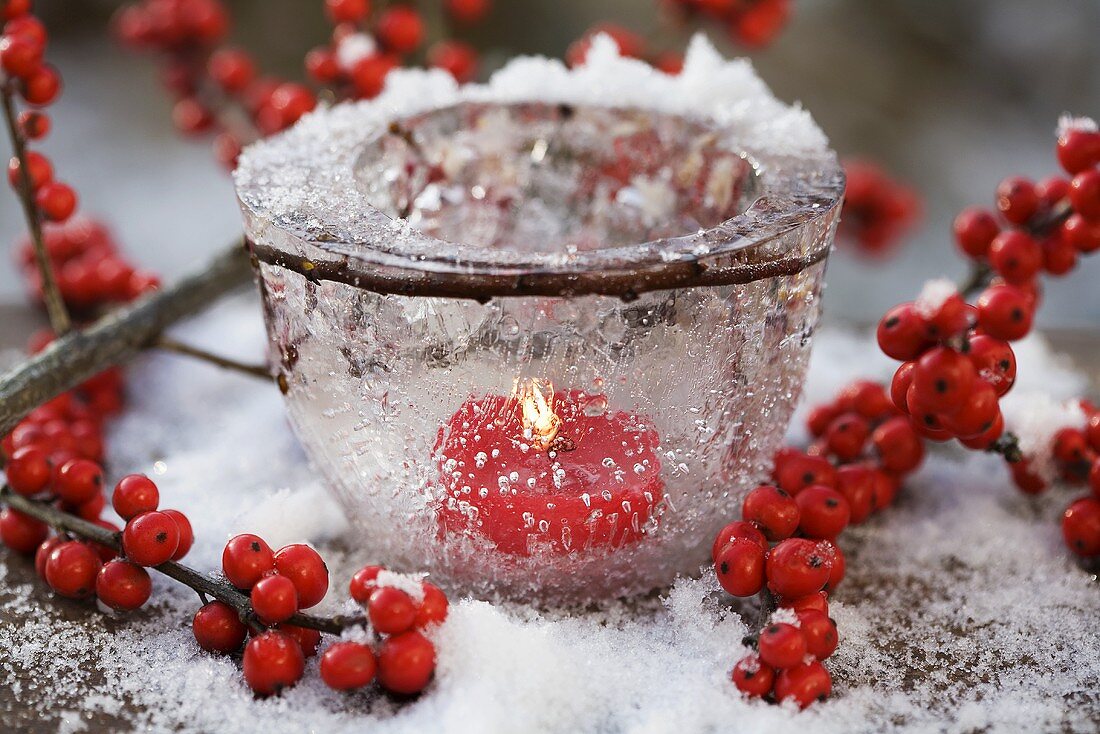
[514,378,562,451]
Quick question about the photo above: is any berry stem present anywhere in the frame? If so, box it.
[0,81,73,336]
[155,336,271,381]
[0,484,362,634]
[0,241,252,438]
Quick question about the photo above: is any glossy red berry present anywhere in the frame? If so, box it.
[273,544,329,609]
[988,231,1042,284]
[1041,234,1078,276]
[774,661,832,708]
[44,540,101,598]
[251,573,299,625]
[796,610,838,660]
[711,520,767,560]
[96,559,152,611]
[0,33,42,77]
[325,0,370,23]
[742,485,799,540]
[871,417,925,474]
[445,0,489,23]
[766,538,832,599]
[278,623,322,658]
[122,511,180,566]
[822,542,845,594]
[835,464,876,523]
[890,362,916,412]
[349,53,396,98]
[34,535,63,578]
[376,6,424,54]
[795,485,850,540]
[222,533,274,589]
[837,380,895,421]
[304,46,340,84]
[111,474,159,519]
[2,0,33,21]
[320,641,377,690]
[208,48,255,93]
[35,181,77,222]
[730,653,775,698]
[967,334,1016,396]
[415,581,449,628]
[21,64,61,105]
[0,507,48,553]
[823,412,870,462]
[243,631,306,696]
[428,41,478,83]
[7,149,52,190]
[54,458,102,505]
[161,509,193,560]
[714,537,765,597]
[758,622,807,670]
[781,591,830,615]
[193,600,248,654]
[6,445,52,496]
[377,631,436,695]
[940,381,1000,439]
[910,347,976,415]
[877,303,932,361]
[953,207,999,258]
[368,586,417,634]
[774,453,837,495]
[977,284,1034,341]
[1088,414,1100,453]
[1062,213,1100,254]
[1062,497,1100,557]
[995,176,1039,225]
[349,564,384,602]
[1057,127,1100,174]
[1070,169,1100,221]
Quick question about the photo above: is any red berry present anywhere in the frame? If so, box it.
[208,48,255,93]
[349,53,396,98]
[96,559,152,611]
[890,362,916,412]
[977,285,1034,341]
[1088,414,1100,453]
[1062,497,1100,557]
[953,207,999,258]
[766,538,832,599]
[122,511,180,566]
[730,653,775,698]
[305,46,341,84]
[795,485,850,540]
[835,465,876,523]
[428,41,478,83]
[1062,213,1100,254]
[711,520,767,560]
[823,412,870,462]
[35,535,63,579]
[415,581,449,628]
[35,181,77,221]
[376,6,423,54]
[112,474,159,519]
[871,416,925,474]
[837,380,895,421]
[774,660,832,708]
[1041,235,1078,276]
[1089,459,1100,498]
[377,631,436,695]
[0,507,48,554]
[1057,127,1100,174]
[54,458,102,504]
[1070,169,1100,222]
[713,537,765,597]
[758,622,807,669]
[21,63,61,105]
[741,485,799,540]
[271,544,329,609]
[1010,458,1047,495]
[940,381,1000,439]
[796,609,838,660]
[222,533,275,589]
[806,403,840,438]
[267,82,316,127]
[193,600,247,654]
[822,542,845,594]
[251,574,299,625]
[162,509,193,560]
[988,231,1042,284]
[349,564,384,602]
[320,641,377,690]
[325,0,370,23]
[877,303,932,361]
[7,149,52,190]
[172,98,214,136]
[44,540,101,598]
[995,176,1039,225]
[6,445,52,496]
[243,631,306,696]
[1053,428,1091,466]
[780,591,830,615]
[910,347,976,415]
[278,623,322,658]
[368,586,418,634]
[0,33,43,77]
[445,0,489,23]
[967,334,1016,396]
[774,453,837,495]
[2,0,32,21]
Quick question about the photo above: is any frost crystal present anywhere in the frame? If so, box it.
[913,278,957,319]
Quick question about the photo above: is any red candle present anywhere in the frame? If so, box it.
[434,382,664,556]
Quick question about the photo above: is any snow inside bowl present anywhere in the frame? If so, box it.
[233,37,844,604]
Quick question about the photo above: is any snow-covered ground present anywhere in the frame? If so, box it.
[1,293,1096,733]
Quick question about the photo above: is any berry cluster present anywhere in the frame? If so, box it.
[1039,407,1100,560]
[838,160,921,258]
[714,379,926,707]
[2,6,77,224]
[15,217,158,312]
[666,0,792,49]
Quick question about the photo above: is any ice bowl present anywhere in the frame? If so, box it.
[234,38,844,603]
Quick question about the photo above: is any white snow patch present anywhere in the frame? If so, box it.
[913,278,957,319]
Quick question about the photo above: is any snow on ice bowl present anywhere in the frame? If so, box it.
[233,35,844,604]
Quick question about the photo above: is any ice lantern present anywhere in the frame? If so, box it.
[233,36,844,604]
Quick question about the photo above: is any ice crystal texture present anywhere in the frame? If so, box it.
[234,37,843,602]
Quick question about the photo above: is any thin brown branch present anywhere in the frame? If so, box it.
[155,336,271,381]
[0,82,72,335]
[0,241,254,438]
[0,485,363,634]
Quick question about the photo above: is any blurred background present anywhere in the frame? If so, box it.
[3,0,1099,327]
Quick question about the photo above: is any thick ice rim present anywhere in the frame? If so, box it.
[236,36,844,298]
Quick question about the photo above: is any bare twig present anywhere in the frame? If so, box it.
[0,82,72,335]
[0,241,253,438]
[155,336,271,381]
[0,485,363,634]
